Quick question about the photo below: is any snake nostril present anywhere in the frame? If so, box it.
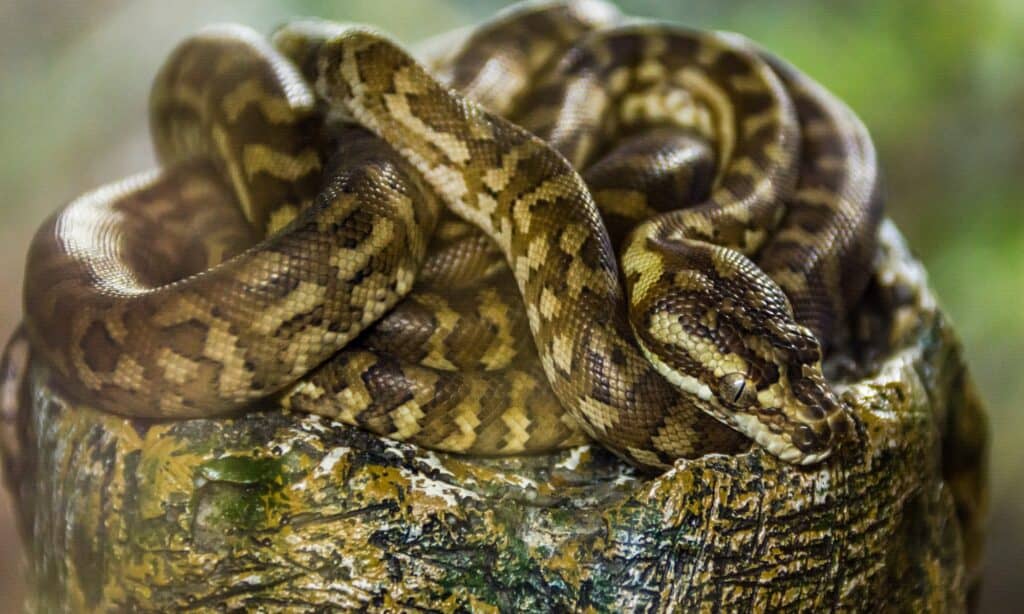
[829,411,853,438]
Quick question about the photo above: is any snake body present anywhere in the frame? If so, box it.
[21,1,882,470]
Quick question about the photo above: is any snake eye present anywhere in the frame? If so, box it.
[719,373,757,407]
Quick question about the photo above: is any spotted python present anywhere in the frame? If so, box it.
[20,1,882,470]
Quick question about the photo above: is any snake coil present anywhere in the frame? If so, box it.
[22,1,882,470]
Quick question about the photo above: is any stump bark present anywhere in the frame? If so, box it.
[1,221,988,612]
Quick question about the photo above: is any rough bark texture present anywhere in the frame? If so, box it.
[1,221,988,612]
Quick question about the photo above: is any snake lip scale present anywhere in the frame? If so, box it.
[20,1,881,471]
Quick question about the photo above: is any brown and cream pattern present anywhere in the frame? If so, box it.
[21,1,882,470]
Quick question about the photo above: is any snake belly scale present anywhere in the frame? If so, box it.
[21,1,882,470]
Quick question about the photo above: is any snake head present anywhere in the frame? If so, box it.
[626,233,854,465]
[717,318,854,465]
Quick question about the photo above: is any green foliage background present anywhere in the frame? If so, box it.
[0,1,1020,609]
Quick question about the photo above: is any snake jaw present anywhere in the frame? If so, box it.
[731,412,818,464]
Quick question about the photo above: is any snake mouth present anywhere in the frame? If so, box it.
[730,410,837,465]
[756,428,833,465]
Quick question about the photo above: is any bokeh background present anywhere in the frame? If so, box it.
[0,0,1020,609]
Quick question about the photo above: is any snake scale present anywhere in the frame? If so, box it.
[21,1,882,470]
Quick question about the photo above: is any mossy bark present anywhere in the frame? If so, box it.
[1,221,988,612]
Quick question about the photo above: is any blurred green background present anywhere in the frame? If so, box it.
[0,0,1020,609]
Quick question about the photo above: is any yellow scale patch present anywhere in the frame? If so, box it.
[202,323,254,398]
[620,87,709,134]
[281,325,338,376]
[315,192,359,231]
[565,257,609,299]
[427,163,480,227]
[594,189,654,220]
[386,67,470,165]
[680,211,716,241]
[676,67,735,177]
[224,76,303,124]
[813,155,846,172]
[482,148,521,193]
[439,379,484,452]
[539,287,562,321]
[550,333,575,374]
[795,187,842,208]
[607,67,630,95]
[730,72,768,93]
[500,371,540,453]
[390,364,441,442]
[156,348,201,386]
[266,205,299,234]
[476,192,499,220]
[558,223,588,256]
[512,194,535,236]
[636,60,667,84]
[762,141,786,164]
[418,294,460,371]
[527,236,550,269]
[672,269,714,292]
[626,447,663,468]
[512,176,582,236]
[756,379,798,419]
[222,78,302,124]
[774,225,820,246]
[742,108,779,139]
[500,404,532,454]
[103,304,130,345]
[647,310,748,379]
[729,157,761,181]
[147,293,253,399]
[652,414,698,454]
[389,401,427,441]
[242,144,321,182]
[350,268,409,327]
[328,218,396,278]
[158,392,189,416]
[68,334,99,391]
[804,117,835,139]
[695,34,724,66]
[111,355,146,392]
[525,303,542,339]
[476,288,517,370]
[621,232,665,306]
[638,338,713,403]
[211,123,254,222]
[576,396,621,435]
[330,353,378,423]
[284,380,324,406]
[253,281,328,336]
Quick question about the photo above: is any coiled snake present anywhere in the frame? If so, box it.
[21,1,882,470]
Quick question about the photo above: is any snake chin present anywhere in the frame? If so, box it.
[730,412,833,465]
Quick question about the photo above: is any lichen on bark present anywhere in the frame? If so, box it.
[2,221,988,612]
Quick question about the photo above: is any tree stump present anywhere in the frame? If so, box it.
[1,219,988,612]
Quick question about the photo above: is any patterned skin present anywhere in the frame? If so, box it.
[21,1,881,470]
